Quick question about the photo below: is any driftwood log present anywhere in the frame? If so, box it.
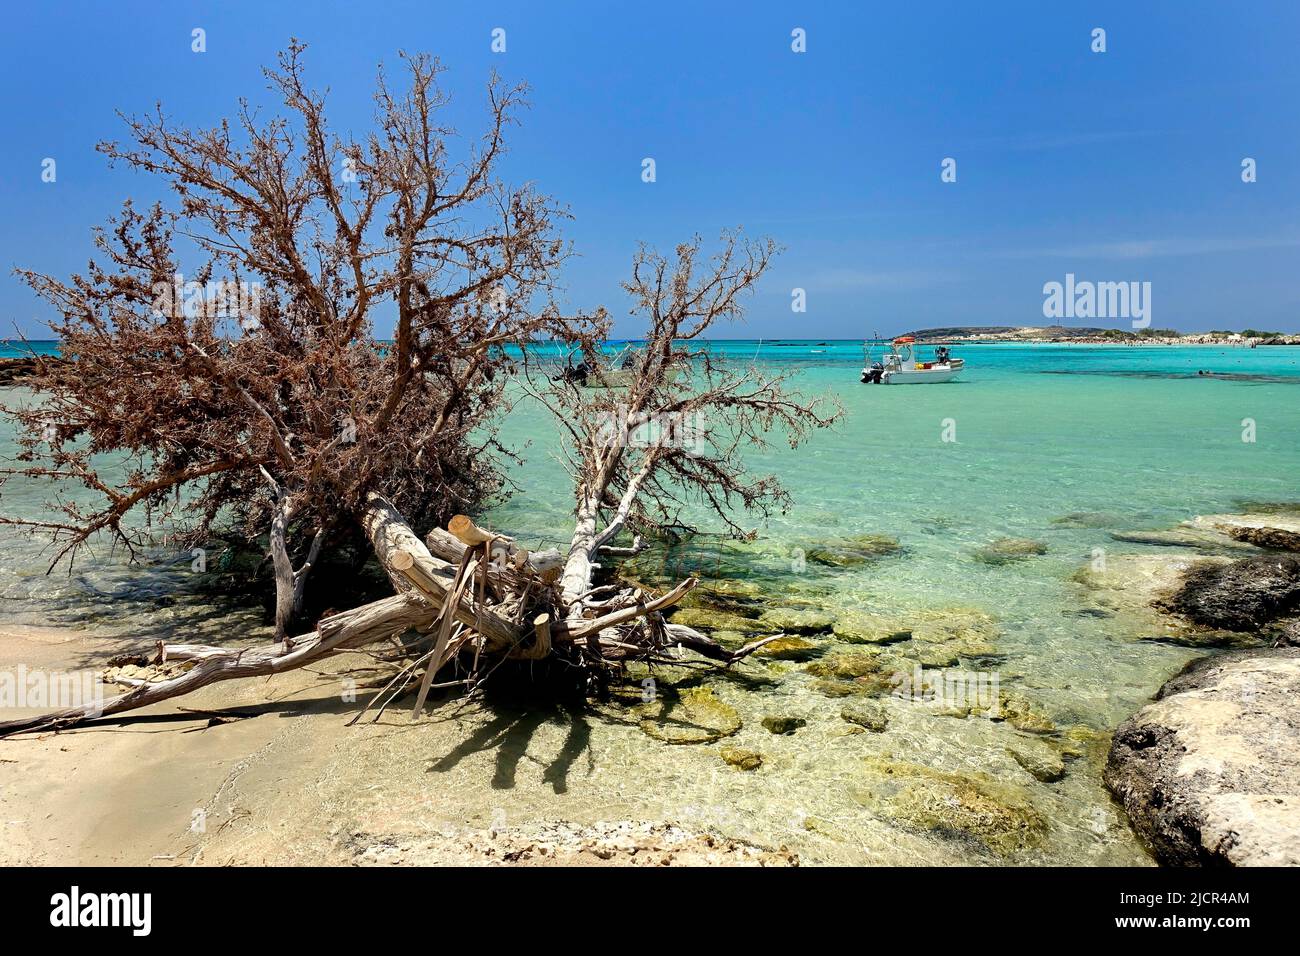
[0,495,774,737]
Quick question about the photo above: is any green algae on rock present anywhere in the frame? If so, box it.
[804,534,902,568]
[852,757,1046,855]
[754,635,823,661]
[908,607,1001,657]
[638,686,742,745]
[804,650,881,679]
[995,691,1056,734]
[1007,740,1066,783]
[840,700,889,732]
[669,607,778,634]
[759,606,835,634]
[761,714,806,735]
[831,611,912,645]
[720,746,763,771]
[973,537,1049,565]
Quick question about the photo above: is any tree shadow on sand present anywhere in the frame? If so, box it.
[425,700,593,794]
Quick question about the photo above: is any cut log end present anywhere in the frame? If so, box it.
[448,514,494,546]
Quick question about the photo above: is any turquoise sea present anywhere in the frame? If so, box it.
[2,340,1299,864]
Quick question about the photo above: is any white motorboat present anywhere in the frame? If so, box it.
[861,336,964,384]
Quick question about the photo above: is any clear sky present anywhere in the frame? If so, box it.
[2,0,1298,339]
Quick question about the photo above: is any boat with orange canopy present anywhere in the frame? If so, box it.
[861,336,964,384]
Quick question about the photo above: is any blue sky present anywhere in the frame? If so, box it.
[2,0,1298,338]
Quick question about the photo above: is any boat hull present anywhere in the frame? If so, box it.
[868,366,962,384]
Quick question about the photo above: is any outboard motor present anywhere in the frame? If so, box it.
[862,362,884,384]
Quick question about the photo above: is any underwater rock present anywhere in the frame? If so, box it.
[1007,741,1066,783]
[852,757,1046,855]
[638,687,742,745]
[973,537,1048,565]
[1105,648,1300,866]
[1191,513,1300,553]
[804,534,902,568]
[909,607,1000,655]
[908,644,962,668]
[761,714,806,735]
[720,746,763,771]
[995,692,1056,734]
[1156,554,1300,633]
[678,577,768,615]
[754,635,822,661]
[1231,500,1300,517]
[1137,629,1265,650]
[1109,528,1254,552]
[759,606,835,634]
[804,651,881,679]
[1052,511,1121,528]
[831,611,912,645]
[669,607,778,634]
[841,700,889,732]
[811,677,892,699]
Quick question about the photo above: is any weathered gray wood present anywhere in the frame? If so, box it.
[0,593,435,737]
[363,493,522,650]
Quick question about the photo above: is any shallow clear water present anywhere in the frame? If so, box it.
[2,342,1298,864]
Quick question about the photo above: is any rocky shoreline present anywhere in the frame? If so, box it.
[1101,508,1300,865]
[1105,649,1300,866]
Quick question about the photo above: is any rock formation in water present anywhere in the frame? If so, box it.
[1104,648,1300,866]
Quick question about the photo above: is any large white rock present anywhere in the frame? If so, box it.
[1105,649,1300,866]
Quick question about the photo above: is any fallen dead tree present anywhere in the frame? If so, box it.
[0,494,775,737]
[0,53,831,741]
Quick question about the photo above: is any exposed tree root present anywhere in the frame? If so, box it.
[0,498,771,738]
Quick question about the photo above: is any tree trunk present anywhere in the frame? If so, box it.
[0,593,435,737]
[561,492,601,608]
[362,492,522,651]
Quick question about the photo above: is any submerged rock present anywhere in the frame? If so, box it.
[1270,617,1300,647]
[1007,741,1066,783]
[995,692,1056,734]
[669,607,778,634]
[638,687,742,745]
[1105,649,1300,866]
[973,537,1048,565]
[1157,554,1300,633]
[1190,513,1300,553]
[1052,511,1122,528]
[761,714,806,735]
[804,534,902,568]
[909,607,1000,656]
[831,611,912,645]
[753,635,822,661]
[678,577,768,615]
[841,700,889,732]
[811,675,895,698]
[759,606,835,634]
[804,651,880,679]
[903,644,961,668]
[720,746,763,771]
[852,757,1046,855]
[1109,528,1254,553]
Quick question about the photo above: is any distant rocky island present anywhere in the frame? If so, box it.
[907,326,1300,345]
